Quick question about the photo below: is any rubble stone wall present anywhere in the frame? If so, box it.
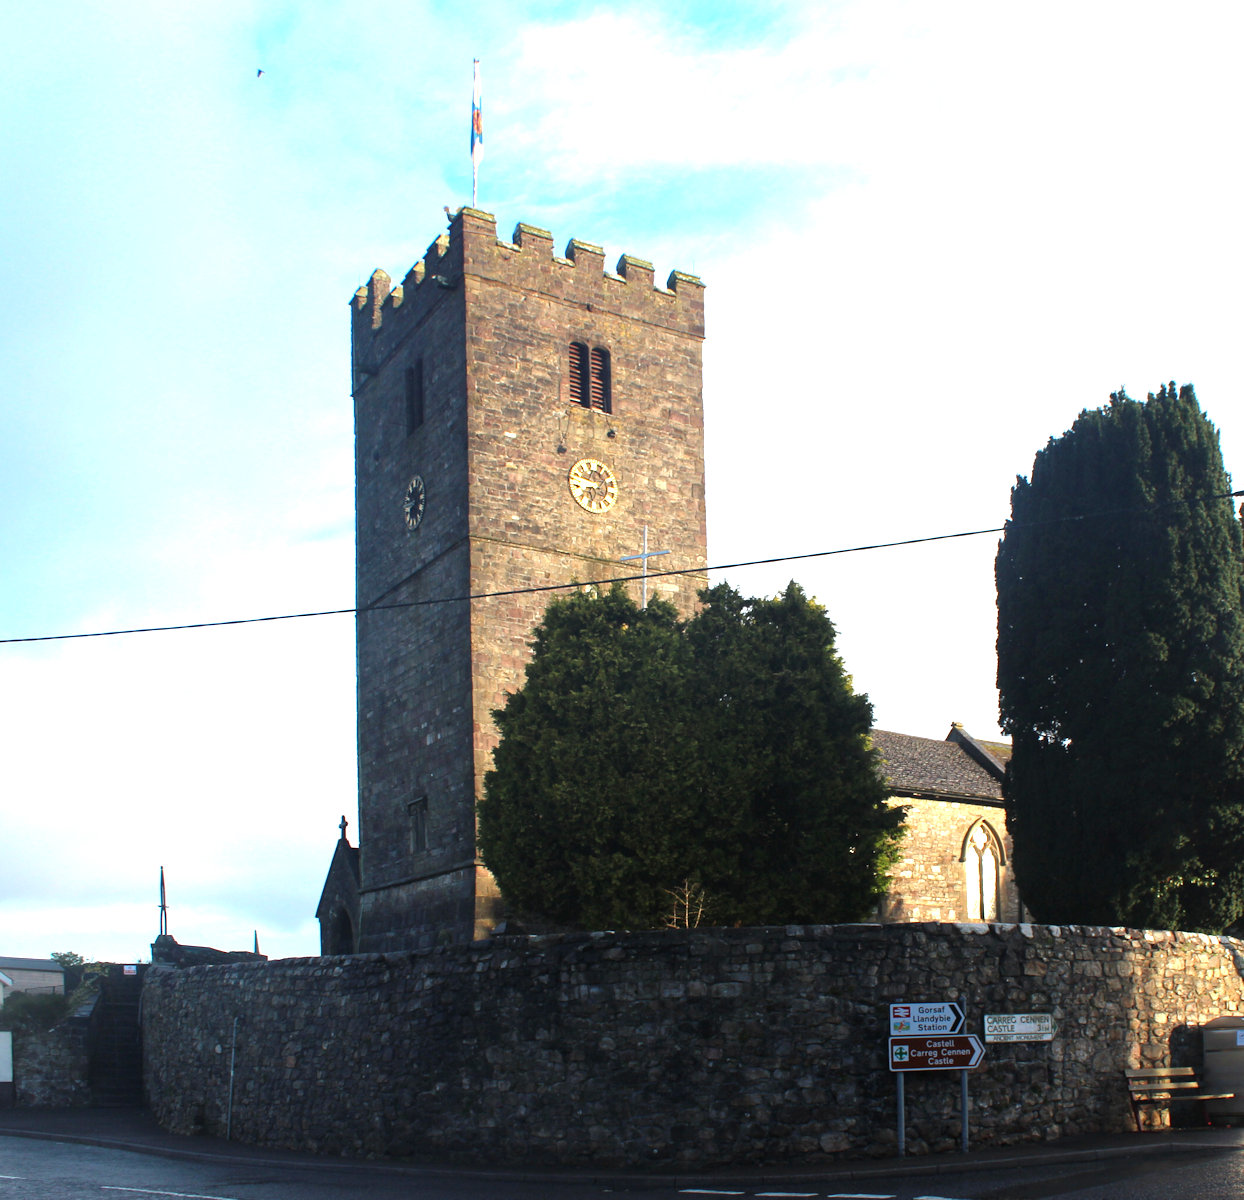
[12,1003,94,1108]
[141,922,1244,1166]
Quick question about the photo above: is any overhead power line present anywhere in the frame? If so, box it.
[2,491,1240,647]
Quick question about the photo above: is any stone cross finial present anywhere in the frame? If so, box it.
[339,815,349,840]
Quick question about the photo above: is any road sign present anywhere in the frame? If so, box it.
[889,1034,985,1071]
[983,1013,1057,1043]
[889,1002,964,1036]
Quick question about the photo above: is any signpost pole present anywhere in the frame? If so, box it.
[960,1068,969,1152]
[897,1070,905,1157]
[959,993,969,1152]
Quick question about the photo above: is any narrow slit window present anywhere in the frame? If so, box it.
[409,796,428,854]
[405,360,425,436]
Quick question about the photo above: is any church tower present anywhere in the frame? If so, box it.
[320,209,707,953]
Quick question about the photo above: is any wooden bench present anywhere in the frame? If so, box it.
[1125,1066,1235,1130]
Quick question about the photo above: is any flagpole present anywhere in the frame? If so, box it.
[471,59,483,209]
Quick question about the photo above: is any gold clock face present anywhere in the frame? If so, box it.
[568,458,618,514]
[403,475,426,530]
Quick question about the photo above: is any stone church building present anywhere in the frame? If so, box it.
[318,210,1017,954]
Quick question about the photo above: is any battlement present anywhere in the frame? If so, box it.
[350,209,704,385]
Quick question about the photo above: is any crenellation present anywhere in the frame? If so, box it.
[615,253,655,285]
[353,211,704,357]
[512,222,554,249]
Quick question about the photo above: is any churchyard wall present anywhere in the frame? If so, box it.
[11,996,95,1107]
[142,922,1244,1167]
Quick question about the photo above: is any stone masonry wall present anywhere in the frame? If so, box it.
[883,798,1022,924]
[143,923,1244,1167]
[12,997,95,1108]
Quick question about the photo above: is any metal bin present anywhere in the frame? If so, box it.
[1201,1016,1244,1123]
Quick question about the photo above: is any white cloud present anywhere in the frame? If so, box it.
[3,0,1243,960]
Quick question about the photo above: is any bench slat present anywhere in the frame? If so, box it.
[1125,1064,1236,1131]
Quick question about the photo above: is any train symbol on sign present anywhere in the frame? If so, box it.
[888,1001,965,1036]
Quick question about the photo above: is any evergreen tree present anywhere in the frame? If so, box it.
[996,384,1244,930]
[479,582,902,930]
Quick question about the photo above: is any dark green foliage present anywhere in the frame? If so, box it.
[478,582,903,930]
[0,991,69,1031]
[997,383,1244,930]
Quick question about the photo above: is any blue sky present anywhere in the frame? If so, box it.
[3,0,1242,961]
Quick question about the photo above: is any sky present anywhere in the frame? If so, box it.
[2,1,1242,964]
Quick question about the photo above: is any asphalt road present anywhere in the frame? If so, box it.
[4,1137,1244,1200]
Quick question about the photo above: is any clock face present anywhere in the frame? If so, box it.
[403,475,426,530]
[568,458,619,514]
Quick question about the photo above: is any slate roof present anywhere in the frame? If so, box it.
[0,957,63,974]
[316,836,361,920]
[871,726,1007,804]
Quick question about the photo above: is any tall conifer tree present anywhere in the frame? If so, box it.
[996,384,1244,930]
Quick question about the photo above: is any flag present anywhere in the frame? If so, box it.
[471,58,483,206]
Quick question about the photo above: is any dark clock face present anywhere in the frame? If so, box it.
[403,476,426,530]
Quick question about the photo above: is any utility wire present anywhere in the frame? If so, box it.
[3,491,1241,647]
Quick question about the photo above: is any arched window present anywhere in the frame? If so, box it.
[568,342,611,413]
[962,820,1002,921]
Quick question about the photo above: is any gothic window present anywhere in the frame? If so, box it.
[409,796,429,853]
[405,360,425,436]
[568,342,611,413]
[962,820,1002,922]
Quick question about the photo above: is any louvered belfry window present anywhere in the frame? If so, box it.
[569,342,611,413]
[589,347,611,412]
[569,342,589,406]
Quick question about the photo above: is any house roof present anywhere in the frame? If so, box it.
[0,957,64,974]
[872,725,1007,804]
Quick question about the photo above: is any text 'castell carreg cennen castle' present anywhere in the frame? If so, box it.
[317,208,709,953]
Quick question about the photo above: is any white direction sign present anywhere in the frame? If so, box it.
[983,1013,1057,1043]
[889,1001,964,1036]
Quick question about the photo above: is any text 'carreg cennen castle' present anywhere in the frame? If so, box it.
[317,208,1020,954]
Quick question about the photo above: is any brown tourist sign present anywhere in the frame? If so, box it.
[888,1034,985,1072]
